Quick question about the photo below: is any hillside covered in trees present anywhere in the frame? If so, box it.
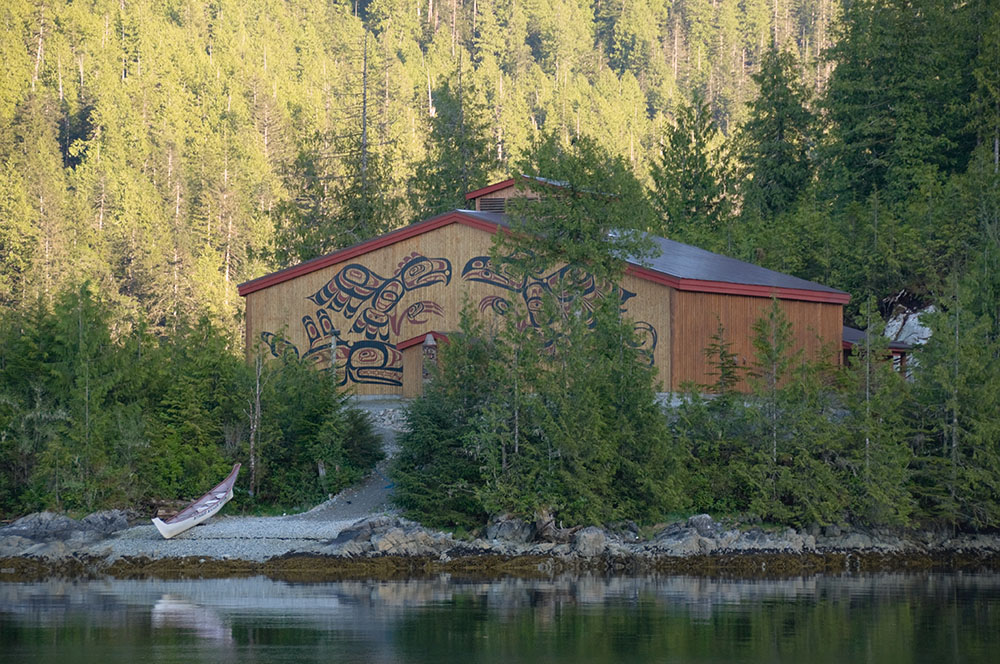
[1,0,999,526]
[6,0,994,326]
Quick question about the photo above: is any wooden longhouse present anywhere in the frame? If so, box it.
[238,179,850,397]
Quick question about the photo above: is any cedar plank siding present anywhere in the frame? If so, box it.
[669,290,843,390]
[401,344,424,398]
[242,219,675,397]
[468,181,538,213]
[620,271,671,388]
[242,209,847,397]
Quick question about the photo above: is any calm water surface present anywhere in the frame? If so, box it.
[2,573,998,663]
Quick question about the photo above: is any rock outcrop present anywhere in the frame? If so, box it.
[2,509,999,574]
[0,510,131,559]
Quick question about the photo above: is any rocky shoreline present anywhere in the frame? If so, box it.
[2,510,998,582]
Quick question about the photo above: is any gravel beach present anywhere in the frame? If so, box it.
[90,417,406,563]
[103,461,398,562]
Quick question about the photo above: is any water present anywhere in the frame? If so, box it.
[2,573,998,663]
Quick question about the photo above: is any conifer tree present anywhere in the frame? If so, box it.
[410,58,496,218]
[737,43,815,221]
[745,298,845,525]
[503,132,658,279]
[823,0,977,206]
[648,94,729,251]
[395,132,683,527]
[703,318,742,394]
[840,303,912,526]
[911,274,1000,528]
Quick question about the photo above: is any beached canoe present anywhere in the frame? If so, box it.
[152,463,241,539]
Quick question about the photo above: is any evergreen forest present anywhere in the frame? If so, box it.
[1,0,1000,527]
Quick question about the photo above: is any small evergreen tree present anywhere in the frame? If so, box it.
[840,304,913,526]
[703,318,742,394]
[910,274,1000,528]
[649,94,730,251]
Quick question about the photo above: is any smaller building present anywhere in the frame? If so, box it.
[842,325,912,372]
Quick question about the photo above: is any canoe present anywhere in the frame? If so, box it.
[152,463,241,539]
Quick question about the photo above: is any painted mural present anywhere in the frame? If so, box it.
[258,249,658,389]
[461,255,658,365]
[260,252,452,386]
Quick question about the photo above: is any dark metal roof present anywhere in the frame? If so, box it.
[452,209,508,225]
[642,235,846,295]
[843,325,912,351]
[457,210,847,298]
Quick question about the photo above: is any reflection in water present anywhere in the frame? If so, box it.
[0,573,998,663]
[151,595,234,645]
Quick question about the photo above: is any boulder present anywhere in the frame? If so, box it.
[688,514,722,539]
[0,535,33,557]
[728,528,779,552]
[22,540,69,559]
[572,527,607,557]
[336,539,374,557]
[652,528,703,556]
[831,532,874,550]
[373,527,409,553]
[606,521,641,543]
[716,529,740,549]
[0,509,130,543]
[327,516,458,557]
[81,510,130,535]
[486,514,536,543]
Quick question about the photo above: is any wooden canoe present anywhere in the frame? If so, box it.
[152,463,241,539]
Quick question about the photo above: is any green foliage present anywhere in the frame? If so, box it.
[823,0,977,207]
[503,132,659,281]
[737,44,815,221]
[395,138,683,529]
[392,309,498,530]
[742,300,843,525]
[0,0,998,532]
[248,353,381,507]
[674,305,912,528]
[649,94,730,251]
[702,318,742,394]
[394,296,684,529]
[839,304,913,526]
[0,285,381,517]
[909,274,1000,529]
[410,62,498,218]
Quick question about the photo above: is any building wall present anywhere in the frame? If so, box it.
[618,271,671,389]
[245,221,668,396]
[245,219,840,396]
[669,290,843,390]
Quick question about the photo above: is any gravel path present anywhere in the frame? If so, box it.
[101,425,403,562]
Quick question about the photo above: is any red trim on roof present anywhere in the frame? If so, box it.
[465,178,516,200]
[626,265,851,305]
[397,331,449,351]
[237,212,503,296]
